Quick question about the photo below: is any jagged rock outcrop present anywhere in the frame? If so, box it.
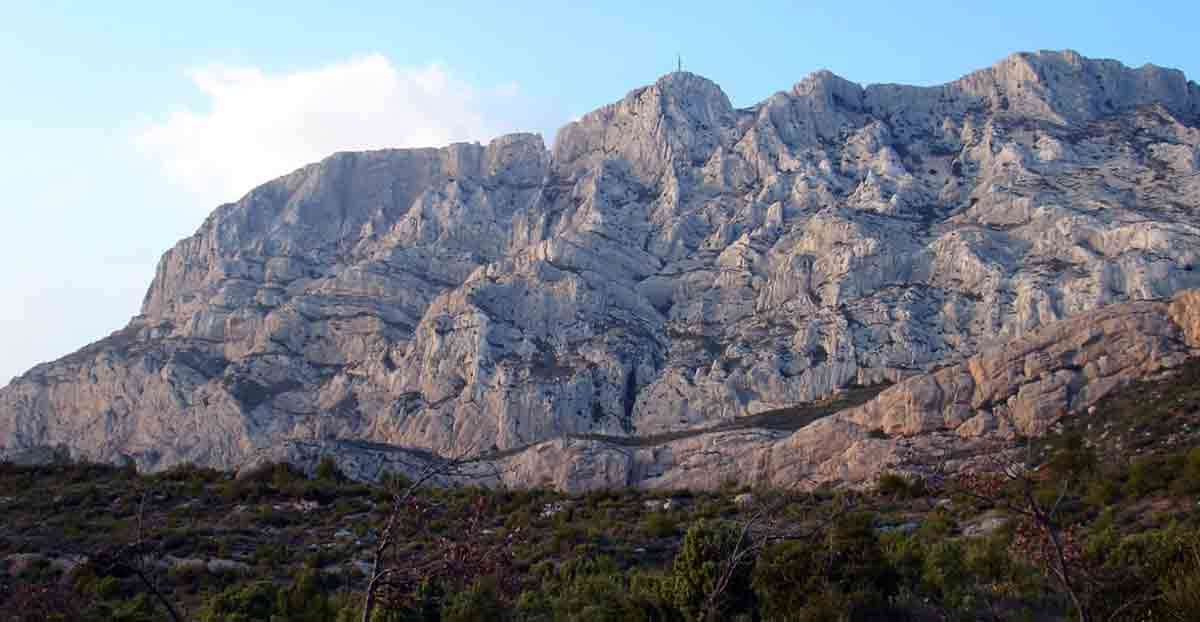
[1169,289,1200,347]
[3,50,1200,489]
[256,289,1199,491]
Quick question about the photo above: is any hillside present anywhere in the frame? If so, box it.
[2,358,1198,620]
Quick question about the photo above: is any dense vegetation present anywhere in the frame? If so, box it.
[2,360,1199,621]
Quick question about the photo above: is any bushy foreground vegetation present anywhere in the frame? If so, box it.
[2,363,1199,621]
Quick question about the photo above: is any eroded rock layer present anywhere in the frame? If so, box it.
[3,50,1200,487]
[248,289,1200,491]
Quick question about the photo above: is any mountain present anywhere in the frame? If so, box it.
[3,50,1200,490]
[242,289,1200,491]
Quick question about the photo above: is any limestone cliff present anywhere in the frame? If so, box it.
[245,289,1200,491]
[3,51,1200,488]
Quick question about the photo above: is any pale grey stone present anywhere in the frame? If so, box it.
[3,51,1200,492]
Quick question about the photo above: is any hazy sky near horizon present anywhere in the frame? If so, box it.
[1,1,1198,385]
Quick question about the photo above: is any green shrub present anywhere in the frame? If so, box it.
[442,576,510,622]
[825,513,900,599]
[271,462,305,490]
[378,471,414,495]
[921,540,969,606]
[1086,525,1200,619]
[549,523,586,553]
[963,532,1019,588]
[93,575,123,600]
[315,455,345,482]
[753,539,820,619]
[754,512,899,621]
[198,581,280,622]
[1045,434,1097,479]
[517,556,676,621]
[882,534,925,596]
[669,519,755,621]
[1125,456,1174,496]
[252,542,289,567]
[1172,447,1200,494]
[639,511,680,539]
[916,510,955,540]
[155,462,221,485]
[1084,472,1123,508]
[107,592,160,622]
[276,567,339,622]
[876,472,927,499]
[693,497,736,520]
[1159,542,1200,621]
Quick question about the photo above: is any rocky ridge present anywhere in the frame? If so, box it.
[3,50,1200,491]
[245,289,1200,490]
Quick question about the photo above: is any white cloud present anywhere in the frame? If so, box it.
[135,54,553,203]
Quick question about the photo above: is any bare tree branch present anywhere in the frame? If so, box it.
[81,486,183,622]
[699,478,860,621]
[360,445,504,622]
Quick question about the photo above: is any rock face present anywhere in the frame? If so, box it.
[757,292,1199,489]
[245,289,1200,491]
[4,50,1200,488]
[255,290,1198,492]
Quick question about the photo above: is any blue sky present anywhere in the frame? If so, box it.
[2,1,1198,385]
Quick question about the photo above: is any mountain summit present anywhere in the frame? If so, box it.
[3,50,1200,489]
